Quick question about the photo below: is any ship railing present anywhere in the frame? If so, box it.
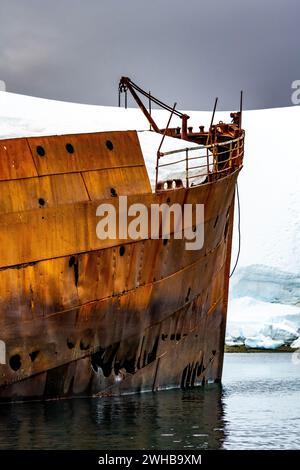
[155,133,244,191]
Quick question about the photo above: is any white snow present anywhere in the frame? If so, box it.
[0,90,300,349]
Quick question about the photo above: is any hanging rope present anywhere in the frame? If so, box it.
[229,182,241,278]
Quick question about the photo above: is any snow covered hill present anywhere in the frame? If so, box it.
[0,90,299,349]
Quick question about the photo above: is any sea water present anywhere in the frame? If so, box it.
[0,353,299,450]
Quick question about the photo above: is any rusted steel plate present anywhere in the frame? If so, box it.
[0,286,226,399]
[0,224,228,327]
[0,255,80,321]
[0,173,90,214]
[82,166,151,200]
[0,138,37,181]
[0,198,232,323]
[154,303,224,392]
[0,170,238,268]
[27,131,145,175]
[0,245,227,388]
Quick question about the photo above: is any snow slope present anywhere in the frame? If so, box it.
[1,91,300,348]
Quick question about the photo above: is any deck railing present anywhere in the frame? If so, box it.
[155,132,245,191]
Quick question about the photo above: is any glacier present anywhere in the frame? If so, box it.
[0,90,299,349]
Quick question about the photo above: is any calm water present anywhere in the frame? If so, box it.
[0,353,299,450]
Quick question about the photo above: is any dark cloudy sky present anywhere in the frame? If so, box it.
[0,0,299,110]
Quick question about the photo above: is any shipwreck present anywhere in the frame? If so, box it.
[0,77,244,401]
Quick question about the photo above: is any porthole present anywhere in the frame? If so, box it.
[67,339,75,349]
[106,140,114,151]
[36,145,45,157]
[80,340,90,351]
[65,143,75,154]
[9,354,21,371]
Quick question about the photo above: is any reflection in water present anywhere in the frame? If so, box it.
[1,354,299,449]
[0,385,225,450]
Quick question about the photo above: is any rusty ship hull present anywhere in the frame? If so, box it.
[0,105,244,402]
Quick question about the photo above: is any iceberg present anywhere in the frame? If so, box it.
[226,296,300,349]
[244,336,284,350]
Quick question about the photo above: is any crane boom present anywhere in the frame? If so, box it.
[118,76,190,139]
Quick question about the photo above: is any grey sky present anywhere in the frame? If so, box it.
[0,0,298,110]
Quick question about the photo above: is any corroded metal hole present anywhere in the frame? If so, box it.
[68,256,79,286]
[91,356,99,373]
[110,187,118,197]
[197,361,203,376]
[80,340,90,351]
[185,287,191,302]
[67,339,75,349]
[119,245,125,256]
[91,350,105,374]
[38,198,45,206]
[36,145,45,157]
[163,238,168,246]
[69,256,76,267]
[29,350,39,362]
[65,143,75,154]
[9,354,21,371]
[106,140,114,151]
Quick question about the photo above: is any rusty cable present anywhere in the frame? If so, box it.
[229,182,241,278]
